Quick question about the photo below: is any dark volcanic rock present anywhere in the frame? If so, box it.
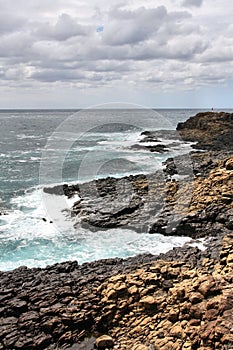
[131,143,168,153]
[1,111,232,350]
[146,144,168,153]
[0,233,232,350]
[41,112,233,240]
[69,153,233,239]
[177,111,233,150]
[67,112,233,238]
[43,184,80,198]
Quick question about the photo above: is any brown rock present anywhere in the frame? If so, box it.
[204,308,218,321]
[225,158,233,170]
[198,279,215,297]
[190,304,203,319]
[189,319,200,326]
[170,325,185,339]
[168,309,179,322]
[128,286,138,295]
[95,335,114,349]
[106,289,117,299]
[139,296,157,309]
[132,344,148,350]
[33,333,52,348]
[189,292,204,304]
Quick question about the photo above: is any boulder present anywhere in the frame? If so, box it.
[95,335,114,349]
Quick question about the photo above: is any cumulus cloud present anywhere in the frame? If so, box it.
[182,0,203,7]
[0,12,26,34]
[34,14,90,41]
[31,69,86,82]
[0,0,232,105]
[102,6,167,45]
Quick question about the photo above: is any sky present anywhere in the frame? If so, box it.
[0,0,232,108]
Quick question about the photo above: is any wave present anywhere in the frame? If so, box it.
[0,181,194,272]
[0,110,201,271]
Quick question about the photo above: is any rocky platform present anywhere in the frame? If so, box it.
[65,153,232,239]
[47,112,233,239]
[1,111,233,350]
[0,233,232,350]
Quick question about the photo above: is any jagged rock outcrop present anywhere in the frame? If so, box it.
[150,155,233,237]
[63,112,233,237]
[1,111,233,350]
[177,111,233,150]
[62,154,232,239]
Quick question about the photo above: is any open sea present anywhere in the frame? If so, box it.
[1,108,230,271]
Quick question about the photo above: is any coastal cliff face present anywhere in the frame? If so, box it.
[0,111,232,350]
[176,111,233,150]
[151,154,233,238]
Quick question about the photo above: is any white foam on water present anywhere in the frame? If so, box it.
[16,134,44,140]
[187,238,206,251]
[0,184,193,271]
[0,210,192,271]
[0,120,198,272]
[5,188,58,240]
[97,131,142,150]
[66,194,81,208]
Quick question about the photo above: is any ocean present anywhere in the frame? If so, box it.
[0,108,229,271]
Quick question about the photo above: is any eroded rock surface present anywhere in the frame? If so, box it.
[64,112,233,237]
[1,111,233,350]
[177,111,233,150]
[63,154,233,239]
[0,233,232,349]
[96,233,233,350]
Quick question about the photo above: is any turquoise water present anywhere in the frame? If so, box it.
[1,108,227,271]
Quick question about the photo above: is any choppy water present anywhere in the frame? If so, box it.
[1,107,229,271]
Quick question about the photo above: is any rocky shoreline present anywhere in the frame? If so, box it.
[0,111,232,349]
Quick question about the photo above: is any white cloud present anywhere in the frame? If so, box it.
[0,0,232,107]
[33,14,90,41]
[182,0,203,7]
